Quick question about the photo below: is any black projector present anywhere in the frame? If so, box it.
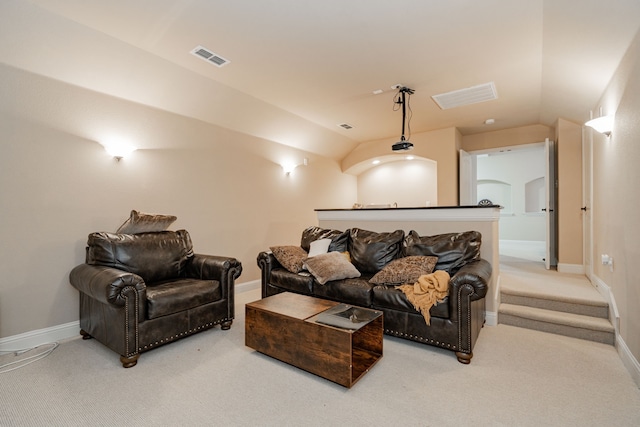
[392,140,414,151]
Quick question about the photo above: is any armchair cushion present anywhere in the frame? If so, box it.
[86,230,194,283]
[146,278,221,319]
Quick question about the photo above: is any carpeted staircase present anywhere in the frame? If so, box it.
[499,288,615,345]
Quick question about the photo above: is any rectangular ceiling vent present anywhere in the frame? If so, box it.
[338,123,354,130]
[190,45,230,68]
[431,82,497,110]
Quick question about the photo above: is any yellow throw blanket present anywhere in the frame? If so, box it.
[397,270,450,325]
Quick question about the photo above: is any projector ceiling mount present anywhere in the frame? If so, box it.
[392,86,415,151]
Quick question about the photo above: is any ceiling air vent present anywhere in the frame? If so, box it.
[431,82,497,110]
[190,45,230,68]
[338,123,354,130]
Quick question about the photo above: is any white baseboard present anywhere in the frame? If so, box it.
[557,263,585,274]
[0,280,262,353]
[617,335,640,388]
[0,321,79,352]
[485,311,498,326]
[236,279,260,293]
[590,274,639,388]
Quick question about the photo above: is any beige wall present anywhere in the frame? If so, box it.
[0,65,356,338]
[357,159,438,208]
[342,127,460,206]
[555,118,584,266]
[462,124,555,152]
[589,28,640,372]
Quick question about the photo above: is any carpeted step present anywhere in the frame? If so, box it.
[499,303,615,345]
[501,288,609,319]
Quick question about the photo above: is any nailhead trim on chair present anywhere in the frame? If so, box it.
[138,318,232,352]
[384,328,457,351]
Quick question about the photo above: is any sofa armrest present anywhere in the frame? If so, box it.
[186,254,242,299]
[449,258,491,301]
[257,251,282,297]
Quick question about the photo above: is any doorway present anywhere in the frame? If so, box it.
[460,141,558,268]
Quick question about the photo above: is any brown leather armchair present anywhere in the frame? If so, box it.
[69,230,242,367]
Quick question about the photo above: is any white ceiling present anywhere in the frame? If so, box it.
[15,0,640,158]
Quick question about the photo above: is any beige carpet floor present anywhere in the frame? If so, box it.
[1,288,639,426]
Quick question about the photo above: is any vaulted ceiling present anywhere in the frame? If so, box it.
[7,0,640,159]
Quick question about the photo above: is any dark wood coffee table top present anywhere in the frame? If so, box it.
[246,291,337,320]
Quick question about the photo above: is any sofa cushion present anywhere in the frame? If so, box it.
[348,228,405,274]
[116,210,177,234]
[270,269,315,295]
[303,251,361,285]
[402,230,481,273]
[369,255,438,285]
[86,230,193,283]
[313,277,374,307]
[270,245,308,273]
[300,226,349,252]
[372,285,449,319]
[146,278,221,319]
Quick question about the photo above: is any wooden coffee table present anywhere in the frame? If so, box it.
[245,292,383,388]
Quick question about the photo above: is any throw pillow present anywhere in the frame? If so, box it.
[402,230,481,273]
[348,228,405,274]
[300,226,349,252]
[270,246,308,273]
[116,210,177,234]
[303,251,361,285]
[369,255,439,285]
[307,238,332,257]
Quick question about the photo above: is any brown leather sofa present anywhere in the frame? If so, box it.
[258,227,491,364]
[70,230,242,367]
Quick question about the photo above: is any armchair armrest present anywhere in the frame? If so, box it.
[69,264,146,323]
[186,254,242,299]
[69,264,146,307]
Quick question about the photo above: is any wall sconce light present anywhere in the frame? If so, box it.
[585,115,614,137]
[104,143,137,161]
[282,157,308,175]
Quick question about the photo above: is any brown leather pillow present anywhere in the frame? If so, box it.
[348,228,405,274]
[300,226,349,253]
[402,230,481,273]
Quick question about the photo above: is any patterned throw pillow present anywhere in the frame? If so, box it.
[369,255,439,285]
[303,251,361,285]
[270,246,308,273]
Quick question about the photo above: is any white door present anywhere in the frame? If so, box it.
[459,149,476,205]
